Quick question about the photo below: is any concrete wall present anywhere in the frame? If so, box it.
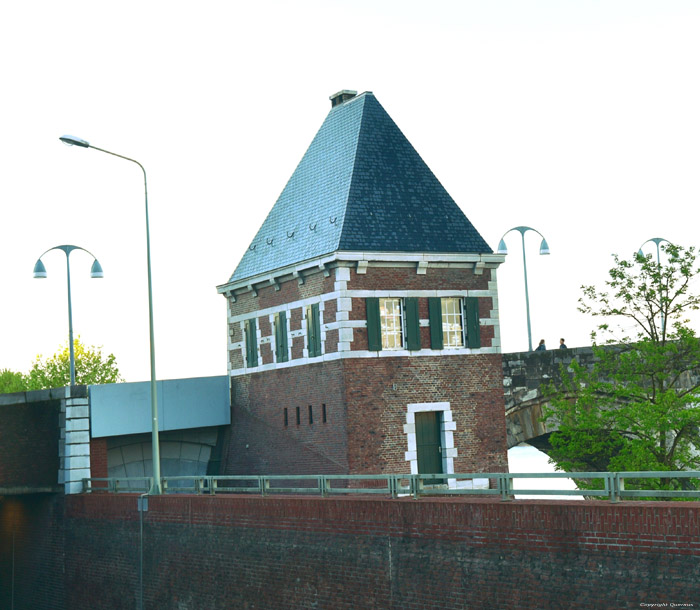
[89,375,230,437]
[4,494,699,609]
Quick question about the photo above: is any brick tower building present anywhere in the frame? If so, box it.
[217,90,508,478]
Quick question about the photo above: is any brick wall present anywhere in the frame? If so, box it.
[224,362,349,474]
[347,264,492,291]
[342,354,508,474]
[54,494,700,610]
[0,494,65,610]
[226,262,500,373]
[90,437,108,479]
[0,397,59,489]
[226,353,507,477]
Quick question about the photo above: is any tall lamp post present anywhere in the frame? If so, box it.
[638,237,672,338]
[33,245,103,386]
[497,226,550,352]
[59,135,162,495]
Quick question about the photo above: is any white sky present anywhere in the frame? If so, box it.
[2,1,699,382]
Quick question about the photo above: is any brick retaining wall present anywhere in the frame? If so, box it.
[57,495,700,609]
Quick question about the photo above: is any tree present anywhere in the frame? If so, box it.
[23,337,123,390]
[544,244,700,490]
[0,368,26,394]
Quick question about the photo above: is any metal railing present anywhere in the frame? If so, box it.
[81,471,700,502]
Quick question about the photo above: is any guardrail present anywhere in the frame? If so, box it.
[82,471,700,502]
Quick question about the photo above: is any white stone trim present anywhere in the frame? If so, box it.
[227,288,498,324]
[228,346,500,377]
[404,402,458,486]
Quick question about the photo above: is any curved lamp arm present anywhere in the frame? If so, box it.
[496,226,550,352]
[32,244,103,386]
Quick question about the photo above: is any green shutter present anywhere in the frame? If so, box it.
[245,318,258,367]
[366,297,382,351]
[428,297,443,350]
[275,311,288,362]
[313,304,321,357]
[404,297,421,351]
[465,297,481,348]
[307,303,322,357]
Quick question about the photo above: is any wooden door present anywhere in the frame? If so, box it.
[415,411,443,484]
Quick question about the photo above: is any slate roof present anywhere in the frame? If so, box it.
[228,91,492,284]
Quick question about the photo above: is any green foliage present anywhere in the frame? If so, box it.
[23,337,123,390]
[544,244,700,491]
[0,369,26,394]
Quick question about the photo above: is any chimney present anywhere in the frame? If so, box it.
[329,90,358,108]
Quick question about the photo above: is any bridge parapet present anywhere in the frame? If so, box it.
[503,347,596,411]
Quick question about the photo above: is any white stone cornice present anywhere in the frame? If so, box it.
[216,251,504,295]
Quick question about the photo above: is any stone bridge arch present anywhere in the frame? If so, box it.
[502,347,597,451]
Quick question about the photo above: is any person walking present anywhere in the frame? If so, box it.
[559,338,567,349]
[535,339,546,351]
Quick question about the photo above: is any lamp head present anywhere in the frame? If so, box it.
[59,135,90,148]
[90,259,104,279]
[539,238,550,255]
[33,259,47,279]
[496,239,508,255]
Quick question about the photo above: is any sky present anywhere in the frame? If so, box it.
[2,0,700,386]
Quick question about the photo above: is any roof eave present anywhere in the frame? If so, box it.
[216,250,504,296]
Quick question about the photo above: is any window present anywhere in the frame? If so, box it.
[244,318,258,367]
[442,298,464,348]
[274,311,289,363]
[308,405,313,424]
[322,403,327,423]
[428,297,481,349]
[366,297,420,352]
[284,408,288,427]
[306,303,322,358]
[296,406,301,425]
[380,298,403,349]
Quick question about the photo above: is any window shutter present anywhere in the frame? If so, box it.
[275,311,288,362]
[465,297,481,348]
[245,319,258,367]
[312,304,321,357]
[366,297,382,351]
[307,303,322,357]
[404,297,421,351]
[428,297,443,350]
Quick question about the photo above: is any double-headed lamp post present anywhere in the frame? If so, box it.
[638,237,672,338]
[33,245,103,386]
[497,226,550,352]
[59,134,162,495]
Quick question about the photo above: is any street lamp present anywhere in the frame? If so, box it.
[638,237,672,338]
[33,245,103,386]
[60,134,162,495]
[497,226,550,352]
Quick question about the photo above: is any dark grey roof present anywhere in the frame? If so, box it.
[228,92,492,284]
